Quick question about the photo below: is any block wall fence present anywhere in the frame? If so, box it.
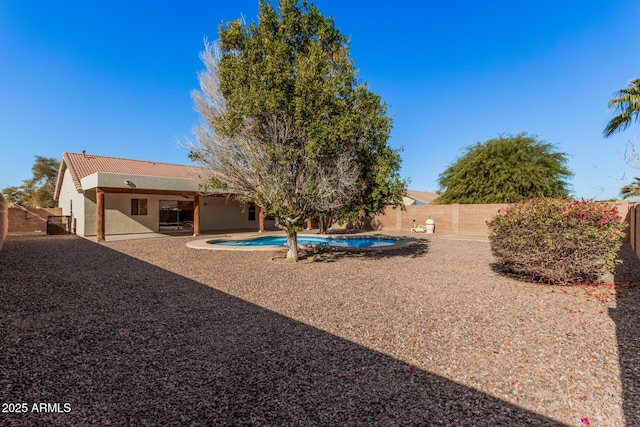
[0,194,7,250]
[627,203,640,259]
[370,201,634,240]
[7,207,63,234]
[371,203,507,235]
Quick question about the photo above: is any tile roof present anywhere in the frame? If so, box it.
[406,190,439,204]
[59,152,207,193]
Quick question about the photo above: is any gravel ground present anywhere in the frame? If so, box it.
[1,233,639,426]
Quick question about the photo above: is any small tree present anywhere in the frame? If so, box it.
[1,156,59,208]
[434,134,572,204]
[191,0,403,260]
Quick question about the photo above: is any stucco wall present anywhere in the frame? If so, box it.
[104,193,161,235]
[83,189,97,236]
[57,168,85,235]
[79,193,263,236]
[200,196,260,231]
[82,193,179,236]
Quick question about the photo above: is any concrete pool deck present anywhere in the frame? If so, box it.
[78,229,489,244]
[186,231,410,251]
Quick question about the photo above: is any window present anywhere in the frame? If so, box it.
[131,198,148,216]
[248,203,256,221]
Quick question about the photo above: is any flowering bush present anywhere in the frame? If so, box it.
[487,198,627,284]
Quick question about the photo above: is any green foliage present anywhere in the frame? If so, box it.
[1,186,28,207]
[488,198,627,284]
[1,156,59,208]
[214,0,406,221]
[434,133,572,204]
[620,177,640,199]
[603,78,640,137]
[193,0,405,255]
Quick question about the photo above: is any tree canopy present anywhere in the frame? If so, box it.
[434,134,572,204]
[190,0,405,260]
[620,177,640,199]
[2,156,59,208]
[604,78,640,138]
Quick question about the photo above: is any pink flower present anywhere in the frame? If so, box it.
[581,417,590,425]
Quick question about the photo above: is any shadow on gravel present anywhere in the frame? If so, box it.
[611,243,640,427]
[297,236,430,263]
[0,235,564,426]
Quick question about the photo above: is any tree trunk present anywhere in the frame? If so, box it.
[286,229,299,261]
[318,215,333,235]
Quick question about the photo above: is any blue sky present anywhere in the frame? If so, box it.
[1,0,639,199]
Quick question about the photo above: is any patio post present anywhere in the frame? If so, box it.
[193,195,200,236]
[96,188,105,242]
[259,207,264,233]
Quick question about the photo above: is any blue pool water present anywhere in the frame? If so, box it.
[208,235,396,248]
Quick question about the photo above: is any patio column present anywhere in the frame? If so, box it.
[259,207,264,233]
[96,188,105,242]
[193,195,200,236]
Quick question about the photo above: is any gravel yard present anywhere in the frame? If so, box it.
[1,233,639,426]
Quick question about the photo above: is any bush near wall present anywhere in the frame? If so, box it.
[488,198,627,284]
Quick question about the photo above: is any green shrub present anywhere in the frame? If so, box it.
[487,198,627,284]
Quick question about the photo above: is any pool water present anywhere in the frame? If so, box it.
[208,235,396,248]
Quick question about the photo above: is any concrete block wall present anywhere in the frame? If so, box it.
[0,194,7,250]
[627,203,640,258]
[373,203,506,235]
[8,207,63,234]
[373,201,632,237]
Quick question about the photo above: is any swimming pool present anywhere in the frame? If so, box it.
[207,235,396,248]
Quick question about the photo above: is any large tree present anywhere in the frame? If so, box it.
[2,156,59,208]
[316,87,406,233]
[190,0,405,260]
[603,78,640,138]
[434,134,572,204]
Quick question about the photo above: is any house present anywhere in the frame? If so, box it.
[53,152,273,240]
[402,190,439,206]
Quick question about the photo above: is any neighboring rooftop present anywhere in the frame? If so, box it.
[404,190,439,205]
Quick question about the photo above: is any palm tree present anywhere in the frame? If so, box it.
[604,78,640,137]
[620,177,640,199]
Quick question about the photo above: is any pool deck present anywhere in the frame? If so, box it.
[80,229,489,245]
[186,231,413,251]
